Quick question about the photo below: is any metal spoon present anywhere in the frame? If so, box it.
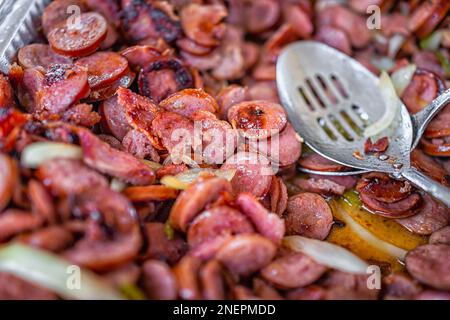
[281,41,450,177]
[277,41,450,207]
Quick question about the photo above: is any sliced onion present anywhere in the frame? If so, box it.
[0,243,124,300]
[21,142,82,168]
[110,178,127,192]
[160,168,236,190]
[333,202,407,261]
[391,64,416,96]
[363,71,401,137]
[283,235,369,274]
[388,34,406,58]
[163,154,200,168]
[160,175,190,190]
[420,30,443,51]
[141,159,162,170]
[371,56,395,72]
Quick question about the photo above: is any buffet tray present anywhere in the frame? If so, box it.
[0,0,51,73]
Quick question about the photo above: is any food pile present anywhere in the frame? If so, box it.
[0,0,449,300]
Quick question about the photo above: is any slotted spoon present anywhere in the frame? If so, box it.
[277,41,450,207]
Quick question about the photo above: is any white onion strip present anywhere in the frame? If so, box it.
[333,202,407,261]
[21,142,82,168]
[363,71,402,137]
[0,243,124,300]
[391,64,416,96]
[283,235,369,274]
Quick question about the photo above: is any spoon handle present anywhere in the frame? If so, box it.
[401,167,450,208]
[411,88,450,149]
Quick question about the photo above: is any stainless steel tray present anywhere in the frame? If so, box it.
[0,0,51,73]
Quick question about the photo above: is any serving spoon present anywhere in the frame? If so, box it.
[277,41,450,207]
[278,41,450,177]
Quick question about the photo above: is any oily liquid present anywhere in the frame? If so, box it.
[327,192,427,273]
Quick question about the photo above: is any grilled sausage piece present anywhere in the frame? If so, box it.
[261,252,327,289]
[285,193,333,240]
[405,244,450,290]
[215,234,276,277]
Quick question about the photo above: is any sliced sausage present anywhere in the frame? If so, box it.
[405,244,450,290]
[261,252,327,289]
[321,270,379,300]
[267,176,288,216]
[402,70,443,114]
[356,173,412,203]
[75,52,129,89]
[169,177,232,232]
[0,273,57,300]
[249,123,302,166]
[216,85,250,120]
[176,38,213,56]
[159,88,219,118]
[172,255,202,300]
[142,260,178,300]
[28,179,56,224]
[316,26,351,55]
[429,226,450,245]
[123,185,178,202]
[85,0,121,27]
[222,151,273,198]
[382,273,423,300]
[415,290,450,300]
[48,12,107,57]
[116,87,160,147]
[292,177,346,196]
[228,100,287,140]
[359,192,422,218]
[199,260,226,300]
[121,45,162,70]
[396,194,450,235]
[190,110,237,164]
[411,149,449,186]
[0,210,42,242]
[187,205,255,257]
[62,103,101,127]
[235,193,285,244]
[142,223,187,265]
[151,111,194,152]
[244,0,280,34]
[121,0,181,43]
[138,57,194,102]
[77,128,156,185]
[19,226,74,252]
[180,4,227,47]
[122,129,160,162]
[215,234,277,277]
[99,95,131,140]
[298,152,350,172]
[37,159,108,196]
[38,64,90,115]
[85,69,135,103]
[17,44,72,69]
[42,0,87,35]
[285,192,333,240]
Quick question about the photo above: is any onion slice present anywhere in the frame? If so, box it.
[161,168,236,190]
[391,64,416,96]
[363,71,402,137]
[283,235,369,274]
[333,202,407,260]
[21,142,82,168]
[0,243,124,300]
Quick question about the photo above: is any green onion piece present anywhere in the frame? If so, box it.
[0,243,124,300]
